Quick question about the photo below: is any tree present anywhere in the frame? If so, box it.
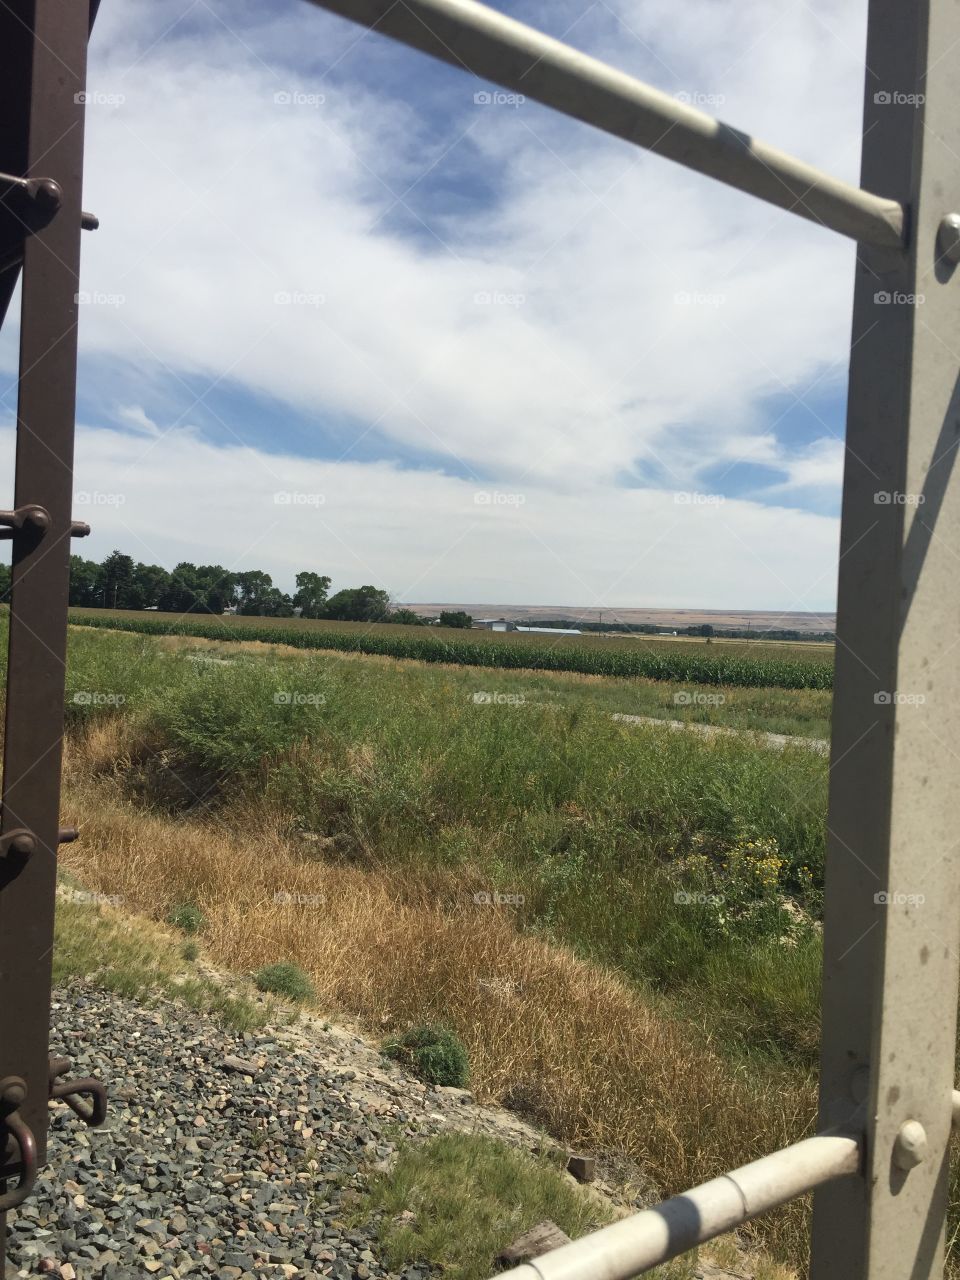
[293,571,331,619]
[323,585,390,623]
[98,550,136,609]
[131,562,170,610]
[391,608,425,626]
[68,555,100,607]
[0,562,10,604]
[439,610,472,629]
[235,570,275,615]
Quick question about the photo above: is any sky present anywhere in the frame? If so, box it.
[0,0,872,614]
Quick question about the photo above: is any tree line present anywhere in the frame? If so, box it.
[0,551,473,627]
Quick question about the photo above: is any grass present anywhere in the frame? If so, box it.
[355,1132,619,1280]
[54,872,276,1032]
[383,1025,470,1087]
[67,607,834,689]
[57,624,828,1067]
[148,631,834,739]
[255,961,315,1001]
[2,615,830,1264]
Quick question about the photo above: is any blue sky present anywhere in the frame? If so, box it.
[0,0,869,613]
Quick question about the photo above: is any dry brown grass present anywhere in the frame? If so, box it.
[60,726,815,1264]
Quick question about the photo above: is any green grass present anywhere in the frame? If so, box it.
[255,961,315,1001]
[383,1025,470,1087]
[353,1133,628,1280]
[67,607,834,689]
[49,623,829,1068]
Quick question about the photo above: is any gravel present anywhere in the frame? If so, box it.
[3,984,517,1280]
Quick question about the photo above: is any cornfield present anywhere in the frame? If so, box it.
[68,608,834,690]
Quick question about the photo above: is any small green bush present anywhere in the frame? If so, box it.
[383,1024,469,1087]
[254,961,315,1001]
[167,902,204,934]
[181,940,199,962]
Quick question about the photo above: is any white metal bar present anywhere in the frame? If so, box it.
[811,1,960,1276]
[495,1135,859,1280]
[305,0,905,249]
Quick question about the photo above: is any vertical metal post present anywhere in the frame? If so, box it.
[812,0,960,1276]
[0,0,92,1270]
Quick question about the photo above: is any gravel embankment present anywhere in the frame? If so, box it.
[4,984,545,1280]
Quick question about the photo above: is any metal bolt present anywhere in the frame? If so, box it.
[8,832,36,856]
[893,1119,927,1170]
[938,213,960,265]
[0,1077,26,1108]
[30,177,62,212]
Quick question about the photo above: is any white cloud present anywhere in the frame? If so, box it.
[0,0,865,608]
[51,421,839,611]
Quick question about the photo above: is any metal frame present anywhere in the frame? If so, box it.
[2,0,958,1274]
[0,0,104,1270]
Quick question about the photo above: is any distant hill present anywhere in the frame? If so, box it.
[401,603,835,635]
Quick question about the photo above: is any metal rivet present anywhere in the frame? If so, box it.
[938,213,960,265]
[893,1119,927,1170]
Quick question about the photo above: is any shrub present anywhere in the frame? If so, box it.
[383,1024,470,1087]
[167,902,204,934]
[254,961,315,1001]
[181,941,199,962]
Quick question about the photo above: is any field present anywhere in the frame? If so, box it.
[7,616,956,1272]
[68,608,835,690]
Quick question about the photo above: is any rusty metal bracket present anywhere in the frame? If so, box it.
[48,1057,107,1128]
[0,507,90,542]
[0,1079,37,1214]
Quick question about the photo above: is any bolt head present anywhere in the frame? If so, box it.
[9,832,36,856]
[0,1076,26,1107]
[938,213,960,266]
[893,1119,927,1171]
[32,177,62,211]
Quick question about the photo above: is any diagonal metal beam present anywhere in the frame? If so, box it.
[304,0,905,249]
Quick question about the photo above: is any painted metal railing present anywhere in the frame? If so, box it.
[302,2,960,1278]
